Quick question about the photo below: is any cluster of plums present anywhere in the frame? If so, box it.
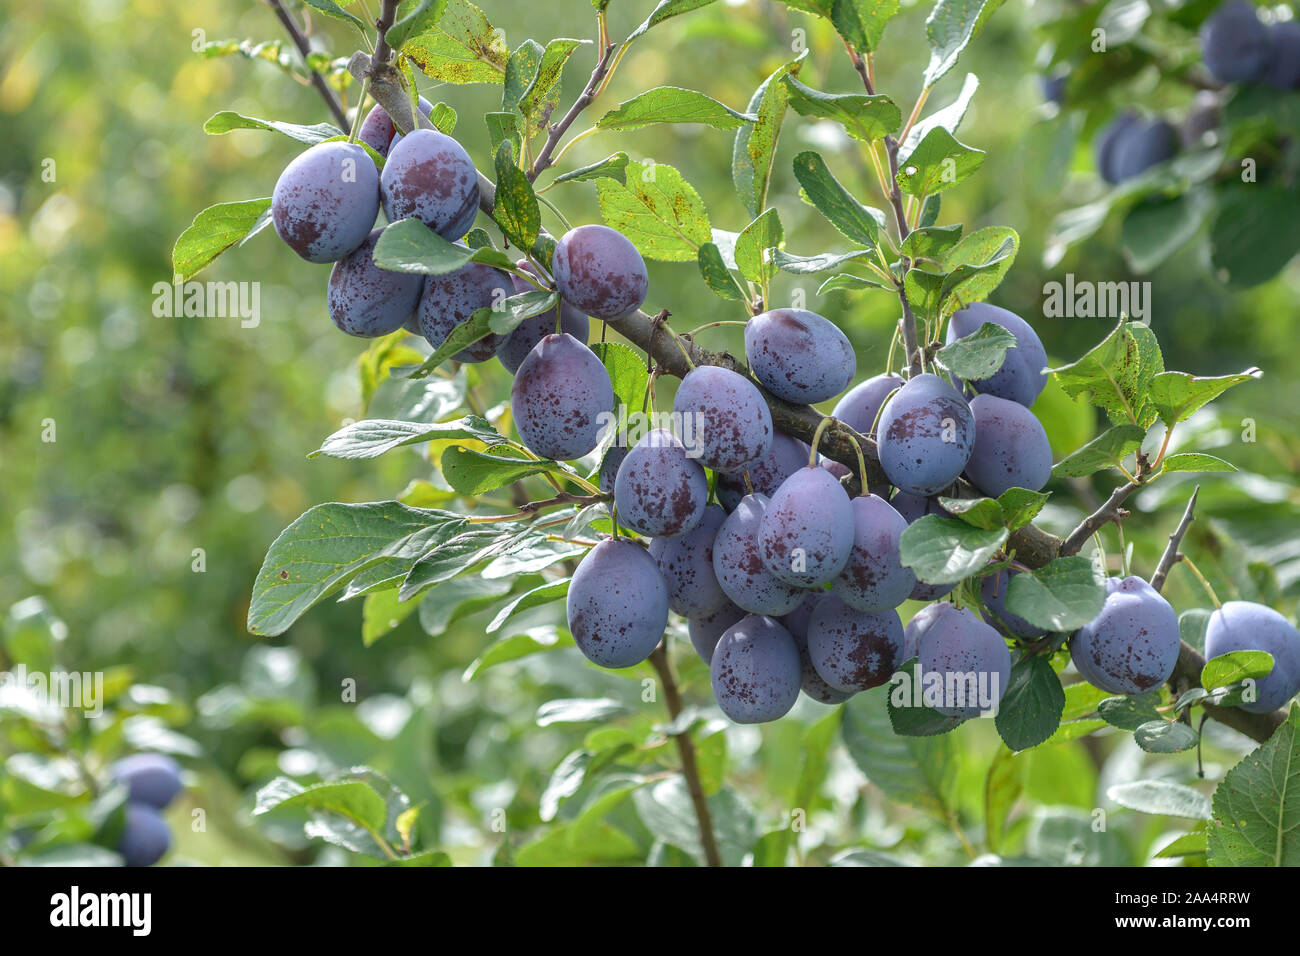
[1090,1,1300,185]
[110,752,183,866]
[269,102,648,381]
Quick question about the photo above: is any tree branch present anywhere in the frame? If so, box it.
[267,0,349,129]
[1150,485,1198,594]
[1058,479,1140,557]
[529,41,617,182]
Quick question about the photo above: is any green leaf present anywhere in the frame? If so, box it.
[933,321,1016,381]
[1121,192,1210,274]
[551,152,630,185]
[937,495,1003,531]
[899,72,979,158]
[886,658,968,735]
[832,0,902,52]
[403,306,500,378]
[899,515,1007,586]
[493,141,541,251]
[1004,556,1106,632]
[310,416,505,460]
[984,745,1023,853]
[596,160,711,261]
[1108,780,1212,820]
[1202,650,1276,689]
[937,226,1019,315]
[843,687,956,815]
[791,151,885,249]
[896,127,985,198]
[900,223,963,261]
[1209,185,1300,289]
[203,111,344,145]
[771,249,873,274]
[385,0,449,52]
[362,587,421,647]
[592,342,649,412]
[922,0,1005,88]
[487,290,558,336]
[997,488,1050,531]
[464,625,572,680]
[817,273,893,295]
[698,242,746,300]
[1050,318,1164,428]
[632,778,756,867]
[1160,453,1237,475]
[372,217,515,275]
[301,0,368,34]
[416,575,512,638]
[1051,424,1147,479]
[428,102,458,134]
[441,446,570,494]
[485,111,521,154]
[626,0,722,42]
[537,697,627,726]
[1062,681,1111,720]
[518,38,586,120]
[1097,693,1164,731]
[734,208,784,286]
[254,778,387,832]
[503,39,545,114]
[171,198,272,283]
[485,579,571,633]
[782,75,901,142]
[1155,829,1208,859]
[402,0,509,84]
[733,54,804,219]
[247,503,466,637]
[1134,719,1199,753]
[1146,369,1261,429]
[1207,704,1300,866]
[995,656,1064,751]
[597,86,756,131]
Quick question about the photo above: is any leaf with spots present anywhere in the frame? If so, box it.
[403,0,509,85]
[922,0,1006,88]
[171,197,272,283]
[1207,704,1300,866]
[733,53,804,219]
[492,140,541,251]
[596,161,711,262]
[782,75,901,143]
[597,87,757,131]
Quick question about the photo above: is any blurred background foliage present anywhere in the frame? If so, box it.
[1,0,1298,866]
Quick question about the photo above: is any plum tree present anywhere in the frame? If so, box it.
[716,431,808,510]
[964,393,1053,497]
[271,141,379,263]
[118,803,171,867]
[1071,576,1180,696]
[876,373,975,496]
[672,365,773,472]
[496,262,589,373]
[379,129,480,240]
[980,569,1045,640]
[1204,601,1300,713]
[1095,111,1143,185]
[552,224,648,319]
[688,601,746,664]
[710,614,803,723]
[835,493,916,612]
[889,492,956,600]
[565,539,669,668]
[111,753,183,810]
[510,333,614,460]
[712,493,806,615]
[760,466,855,587]
[917,604,1011,718]
[1265,21,1300,89]
[328,228,425,337]
[831,373,905,436]
[744,309,856,404]
[1200,0,1272,84]
[782,595,854,704]
[1109,117,1179,182]
[357,97,434,157]
[614,429,708,537]
[946,303,1048,408]
[417,256,514,362]
[649,505,730,618]
[806,594,905,692]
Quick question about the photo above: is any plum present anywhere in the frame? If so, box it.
[118,803,170,867]
[110,753,183,811]
[1070,576,1179,696]
[710,614,803,723]
[417,255,514,362]
[1204,601,1300,713]
[782,594,854,704]
[496,262,589,373]
[672,365,773,473]
[876,372,975,496]
[380,129,480,240]
[552,224,648,319]
[1265,21,1300,89]
[1110,118,1179,182]
[597,445,629,495]
[1181,91,1222,147]
[1096,112,1143,185]
[649,505,730,618]
[835,493,916,612]
[946,303,1048,408]
[964,393,1053,497]
[917,604,1011,718]
[744,309,856,404]
[272,141,379,263]
[565,539,668,668]
[760,466,855,587]
[903,601,950,660]
[832,373,905,436]
[614,429,708,537]
[511,333,614,460]
[807,594,905,692]
[980,569,1045,640]
[821,459,852,480]
[328,228,425,337]
[1040,72,1067,105]
[688,601,746,664]
[712,493,807,616]
[357,96,433,158]
[717,431,808,510]
[1201,0,1271,84]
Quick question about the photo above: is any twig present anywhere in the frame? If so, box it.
[1150,486,1199,593]
[370,0,401,69]
[1058,480,1140,557]
[529,42,617,182]
[648,643,723,867]
[266,0,349,128]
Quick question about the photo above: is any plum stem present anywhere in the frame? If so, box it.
[807,416,836,467]
[347,77,370,144]
[1178,555,1223,610]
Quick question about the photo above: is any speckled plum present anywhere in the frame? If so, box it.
[710,614,803,723]
[565,538,668,668]
[744,309,856,404]
[946,303,1048,408]
[1201,0,1271,84]
[511,333,614,460]
[649,505,729,618]
[552,224,648,319]
[496,262,589,373]
[807,594,905,692]
[717,431,808,510]
[357,97,433,158]
[380,129,480,240]
[328,228,424,337]
[614,429,708,537]
[111,754,182,811]
[1070,576,1179,696]
[672,365,773,473]
[598,445,629,495]
[876,373,975,496]
[418,255,514,362]
[272,141,379,263]
[688,601,746,664]
[118,803,170,867]
[903,601,950,660]
[980,569,1045,640]
[918,604,1012,718]
[964,393,1053,497]
[760,466,855,587]
[835,494,916,612]
[832,373,906,436]
[782,594,854,704]
[1204,601,1300,713]
[712,494,806,616]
